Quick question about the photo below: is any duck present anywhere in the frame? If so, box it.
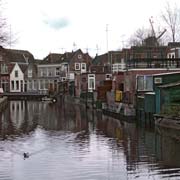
[23,152,30,159]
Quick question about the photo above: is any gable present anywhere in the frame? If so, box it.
[10,63,24,78]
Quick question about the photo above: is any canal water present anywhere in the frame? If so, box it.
[0,99,180,180]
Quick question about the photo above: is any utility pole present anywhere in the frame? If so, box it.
[95,44,100,55]
[73,42,77,51]
[106,24,111,72]
[61,48,65,53]
[9,24,12,49]
[106,24,109,52]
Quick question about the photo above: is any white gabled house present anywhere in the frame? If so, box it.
[10,63,25,92]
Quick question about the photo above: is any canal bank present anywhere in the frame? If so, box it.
[0,96,8,112]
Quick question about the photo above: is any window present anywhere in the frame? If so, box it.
[15,70,18,77]
[45,80,48,89]
[75,63,80,70]
[40,80,43,89]
[28,80,32,90]
[16,80,19,90]
[88,74,95,91]
[11,81,14,90]
[56,67,60,76]
[137,75,153,91]
[28,69,32,77]
[106,74,112,80]
[81,63,86,73]
[39,69,43,77]
[48,71,53,76]
[1,64,8,74]
[33,80,37,90]
[43,68,47,76]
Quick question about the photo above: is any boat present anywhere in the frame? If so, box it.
[41,96,57,103]
[154,114,180,130]
[154,114,180,140]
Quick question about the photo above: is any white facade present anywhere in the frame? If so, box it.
[10,63,24,92]
[167,47,180,58]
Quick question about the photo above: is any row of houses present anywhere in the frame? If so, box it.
[0,46,92,94]
[1,38,180,117]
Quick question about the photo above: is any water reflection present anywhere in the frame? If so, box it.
[0,99,179,179]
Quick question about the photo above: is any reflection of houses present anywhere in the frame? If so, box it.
[10,101,25,129]
[10,101,38,131]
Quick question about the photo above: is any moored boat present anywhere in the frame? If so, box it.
[41,96,57,103]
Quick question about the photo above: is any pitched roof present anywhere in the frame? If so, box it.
[41,53,63,64]
[9,63,28,74]
[58,52,74,63]
[158,81,180,88]
[40,49,92,65]
[5,48,34,63]
[92,53,108,65]
[19,64,28,73]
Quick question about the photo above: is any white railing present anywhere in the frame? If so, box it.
[112,63,126,73]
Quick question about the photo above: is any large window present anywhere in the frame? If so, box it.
[137,75,153,91]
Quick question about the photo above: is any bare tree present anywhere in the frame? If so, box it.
[0,0,18,47]
[128,27,151,46]
[0,0,9,46]
[161,2,180,42]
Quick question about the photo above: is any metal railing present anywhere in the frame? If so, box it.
[126,58,180,69]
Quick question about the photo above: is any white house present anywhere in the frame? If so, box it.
[10,63,25,92]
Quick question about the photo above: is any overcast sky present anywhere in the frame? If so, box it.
[3,0,180,59]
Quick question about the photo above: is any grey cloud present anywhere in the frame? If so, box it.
[43,17,70,29]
